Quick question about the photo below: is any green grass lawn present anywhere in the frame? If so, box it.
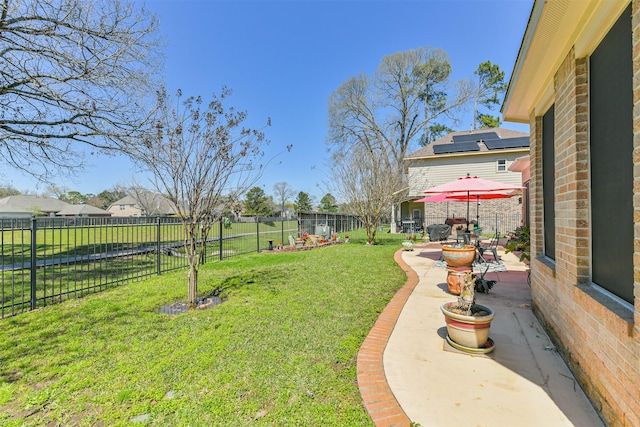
[0,230,407,426]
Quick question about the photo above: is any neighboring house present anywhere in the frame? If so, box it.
[502,1,638,425]
[508,155,530,227]
[108,193,178,217]
[56,204,112,218]
[399,128,528,234]
[0,202,33,219]
[0,195,70,217]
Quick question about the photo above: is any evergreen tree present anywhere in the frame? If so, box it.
[294,191,313,212]
[319,193,338,212]
[245,187,272,216]
[473,61,508,129]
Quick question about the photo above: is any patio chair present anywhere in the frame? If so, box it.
[478,232,500,263]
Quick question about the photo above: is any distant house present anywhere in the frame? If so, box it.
[0,195,70,217]
[108,193,178,217]
[502,1,639,425]
[399,128,528,234]
[56,204,112,218]
[0,202,32,219]
[507,155,530,227]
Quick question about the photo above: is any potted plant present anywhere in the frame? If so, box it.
[402,240,415,251]
[505,226,530,262]
[440,270,495,353]
[441,243,476,268]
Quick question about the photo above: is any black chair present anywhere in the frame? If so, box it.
[478,233,500,263]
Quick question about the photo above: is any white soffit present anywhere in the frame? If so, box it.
[503,0,629,122]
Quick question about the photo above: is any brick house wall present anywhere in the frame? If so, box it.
[520,3,640,426]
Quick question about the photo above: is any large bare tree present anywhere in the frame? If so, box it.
[0,0,162,180]
[328,47,474,177]
[130,87,269,306]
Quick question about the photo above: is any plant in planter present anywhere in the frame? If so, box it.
[402,240,415,251]
[440,270,495,353]
[505,226,530,262]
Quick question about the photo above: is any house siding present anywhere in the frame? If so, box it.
[524,4,640,426]
[404,150,526,232]
[108,204,143,217]
[407,151,525,198]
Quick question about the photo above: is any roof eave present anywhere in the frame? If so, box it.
[405,147,530,163]
[502,0,629,122]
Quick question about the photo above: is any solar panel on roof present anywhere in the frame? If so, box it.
[433,142,480,154]
[452,132,498,144]
[484,137,530,150]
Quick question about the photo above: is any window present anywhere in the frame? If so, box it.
[119,205,125,210]
[497,159,506,172]
[542,105,555,260]
[589,4,633,303]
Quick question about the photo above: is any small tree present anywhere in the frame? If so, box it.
[331,146,402,245]
[59,191,88,205]
[130,87,269,306]
[244,187,272,217]
[294,191,313,212]
[273,182,295,216]
[319,193,338,212]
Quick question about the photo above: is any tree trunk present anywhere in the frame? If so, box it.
[188,261,199,307]
[186,229,200,307]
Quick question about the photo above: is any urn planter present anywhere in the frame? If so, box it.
[442,244,476,268]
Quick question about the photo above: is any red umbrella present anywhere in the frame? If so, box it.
[422,174,523,194]
[415,191,515,203]
[421,174,522,230]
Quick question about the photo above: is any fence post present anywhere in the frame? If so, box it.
[281,216,284,247]
[157,217,162,275]
[219,220,223,261]
[30,217,37,310]
[256,217,260,252]
[200,223,206,265]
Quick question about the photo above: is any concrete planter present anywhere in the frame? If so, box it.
[441,302,495,352]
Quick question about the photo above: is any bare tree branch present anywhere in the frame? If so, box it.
[0,0,163,181]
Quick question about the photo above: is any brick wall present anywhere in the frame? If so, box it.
[529,5,640,426]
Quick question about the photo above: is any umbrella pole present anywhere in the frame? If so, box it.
[466,191,470,231]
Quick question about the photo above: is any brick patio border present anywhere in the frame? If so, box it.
[356,249,419,427]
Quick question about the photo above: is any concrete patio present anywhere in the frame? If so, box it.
[357,242,604,427]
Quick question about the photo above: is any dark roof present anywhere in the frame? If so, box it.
[405,128,529,159]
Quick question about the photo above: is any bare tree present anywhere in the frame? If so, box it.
[0,0,162,180]
[330,145,403,245]
[130,87,269,306]
[328,47,474,179]
[42,184,71,199]
[272,182,295,216]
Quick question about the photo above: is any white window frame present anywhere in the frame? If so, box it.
[496,159,507,172]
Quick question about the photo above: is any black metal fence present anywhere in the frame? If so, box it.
[398,213,522,237]
[0,213,361,319]
[297,212,363,238]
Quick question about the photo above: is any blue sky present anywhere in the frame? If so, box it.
[4,0,533,201]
